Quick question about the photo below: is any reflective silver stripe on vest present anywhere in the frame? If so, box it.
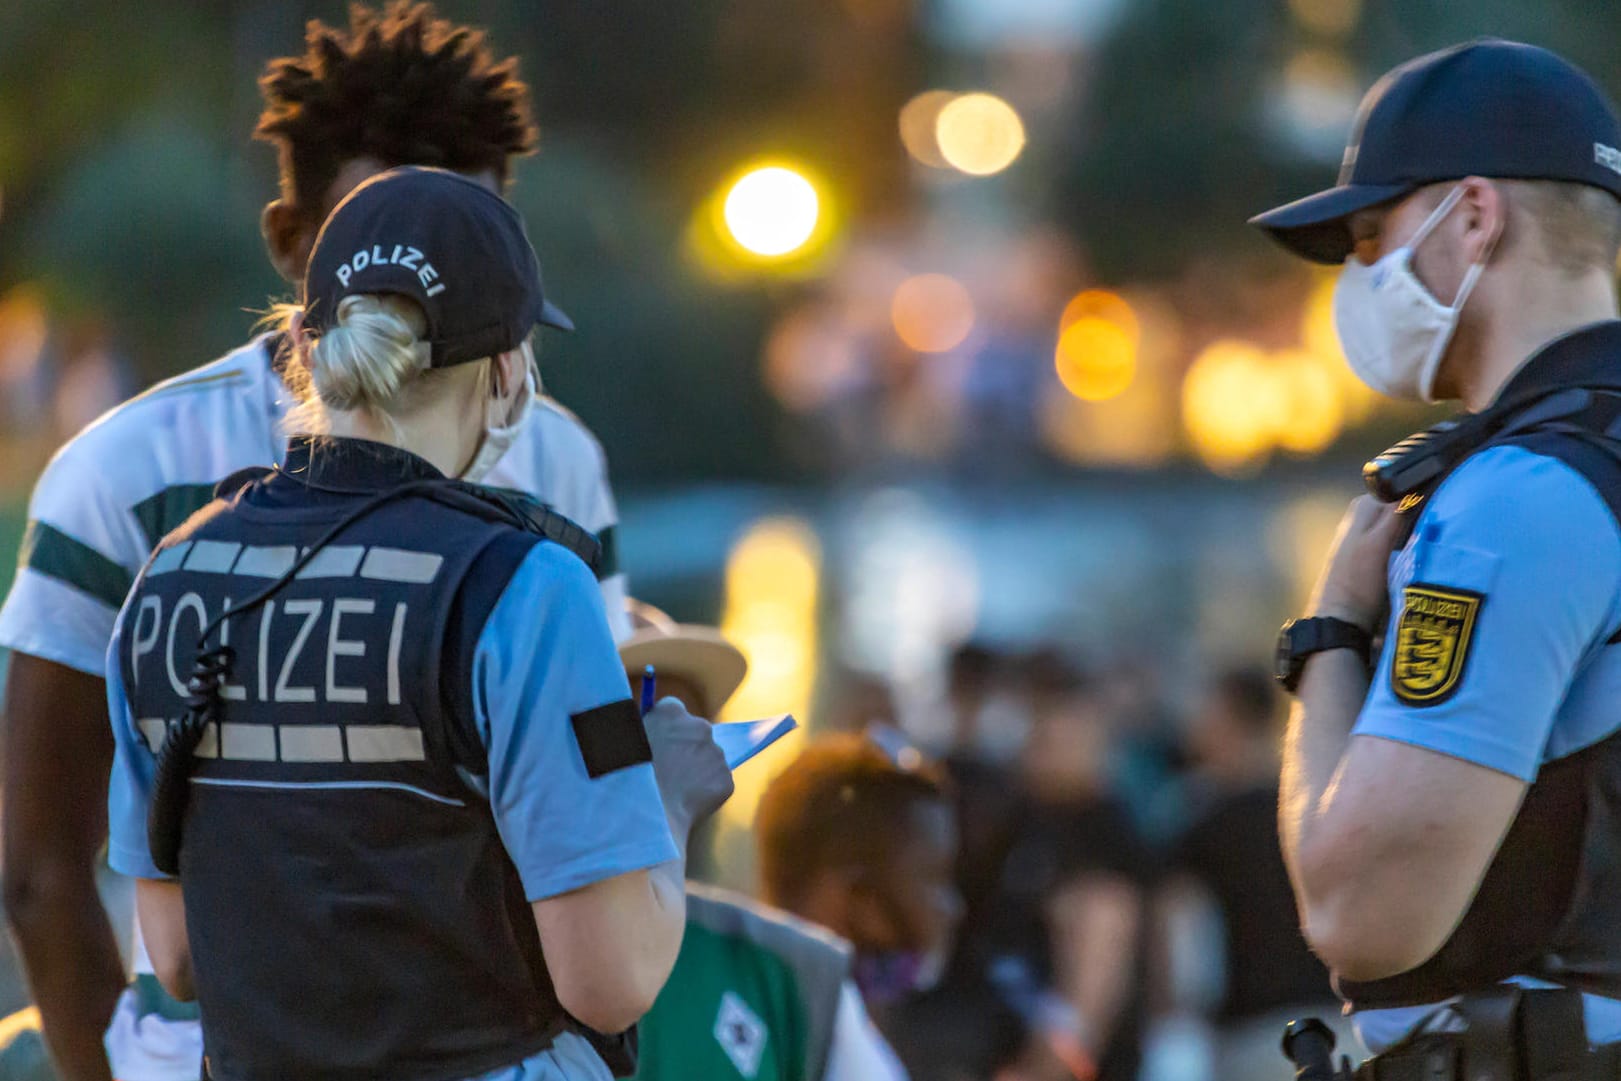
[145,543,442,584]
[137,718,427,763]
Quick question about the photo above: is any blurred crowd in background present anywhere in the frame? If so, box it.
[713,646,1333,1081]
[4,0,1621,1078]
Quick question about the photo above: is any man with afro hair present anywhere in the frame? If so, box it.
[0,7,628,1079]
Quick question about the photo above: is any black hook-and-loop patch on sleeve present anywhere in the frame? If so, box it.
[571,699,652,779]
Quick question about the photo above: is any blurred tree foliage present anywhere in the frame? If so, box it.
[0,0,914,484]
[1054,0,1621,284]
[5,0,1619,484]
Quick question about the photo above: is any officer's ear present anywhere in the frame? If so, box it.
[1456,177,1505,266]
[491,347,530,402]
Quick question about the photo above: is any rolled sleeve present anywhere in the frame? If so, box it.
[472,543,676,901]
[1355,446,1621,781]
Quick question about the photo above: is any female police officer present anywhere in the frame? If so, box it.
[102,166,732,1081]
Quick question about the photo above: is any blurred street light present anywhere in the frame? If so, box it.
[891,273,976,353]
[723,165,822,258]
[936,93,1026,176]
[899,90,957,169]
[716,516,820,828]
[1271,348,1345,454]
[1060,288,1139,340]
[1182,340,1280,474]
[1055,317,1136,401]
[1054,289,1140,402]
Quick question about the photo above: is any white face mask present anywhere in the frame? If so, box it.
[460,347,537,483]
[1331,185,1489,402]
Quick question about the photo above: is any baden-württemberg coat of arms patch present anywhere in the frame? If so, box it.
[1392,584,1484,706]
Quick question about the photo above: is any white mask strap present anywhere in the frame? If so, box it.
[1403,184,1468,254]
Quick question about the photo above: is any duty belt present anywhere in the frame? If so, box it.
[1284,988,1621,1081]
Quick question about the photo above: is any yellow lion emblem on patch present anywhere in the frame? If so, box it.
[1392,585,1483,706]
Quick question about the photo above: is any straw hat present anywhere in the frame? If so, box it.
[618,600,748,715]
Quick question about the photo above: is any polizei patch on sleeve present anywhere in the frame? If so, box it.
[1392,584,1484,706]
[571,699,653,779]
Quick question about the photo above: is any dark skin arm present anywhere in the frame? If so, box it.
[2,653,120,1081]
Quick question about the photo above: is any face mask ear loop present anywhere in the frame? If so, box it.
[1417,209,1499,402]
[1405,184,1469,255]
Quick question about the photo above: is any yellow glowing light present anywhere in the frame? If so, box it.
[717,517,821,835]
[1271,348,1345,454]
[936,93,1026,177]
[1287,0,1362,38]
[891,273,976,353]
[1183,340,1280,474]
[723,166,822,257]
[899,90,957,169]
[1056,317,1137,401]
[0,1008,39,1048]
[1060,288,1141,340]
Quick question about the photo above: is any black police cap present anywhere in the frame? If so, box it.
[1251,39,1621,264]
[303,167,572,368]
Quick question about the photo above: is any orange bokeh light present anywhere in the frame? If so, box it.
[891,274,975,353]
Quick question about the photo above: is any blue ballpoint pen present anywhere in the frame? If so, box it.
[640,664,656,716]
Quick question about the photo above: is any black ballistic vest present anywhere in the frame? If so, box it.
[1340,322,1621,1013]
[122,444,573,1081]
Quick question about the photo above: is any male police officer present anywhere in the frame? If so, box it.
[1253,40,1621,1076]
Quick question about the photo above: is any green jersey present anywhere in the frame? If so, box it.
[635,884,851,1081]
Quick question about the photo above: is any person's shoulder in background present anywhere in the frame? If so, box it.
[39,335,280,502]
[494,395,615,525]
[682,881,852,980]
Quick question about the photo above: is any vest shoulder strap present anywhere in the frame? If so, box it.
[439,483,602,576]
[1387,389,1621,549]
[1490,411,1621,645]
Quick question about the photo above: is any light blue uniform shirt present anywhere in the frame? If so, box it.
[108,541,677,1080]
[1351,445,1621,1051]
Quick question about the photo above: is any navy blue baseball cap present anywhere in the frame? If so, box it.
[304,166,573,368]
[1252,40,1621,264]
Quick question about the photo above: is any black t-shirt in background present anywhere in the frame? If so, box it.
[1174,783,1334,1021]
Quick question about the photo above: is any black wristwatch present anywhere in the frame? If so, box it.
[1275,617,1373,694]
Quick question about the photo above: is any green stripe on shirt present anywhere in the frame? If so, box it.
[131,483,219,552]
[17,520,133,609]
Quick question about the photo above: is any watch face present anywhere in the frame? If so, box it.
[1275,622,1297,682]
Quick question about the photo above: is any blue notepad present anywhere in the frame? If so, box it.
[712,714,798,769]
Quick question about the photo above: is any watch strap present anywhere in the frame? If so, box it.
[1278,617,1373,693]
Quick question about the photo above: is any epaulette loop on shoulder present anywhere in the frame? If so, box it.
[214,466,274,501]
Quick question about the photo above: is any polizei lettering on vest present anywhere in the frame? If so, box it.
[129,593,409,706]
